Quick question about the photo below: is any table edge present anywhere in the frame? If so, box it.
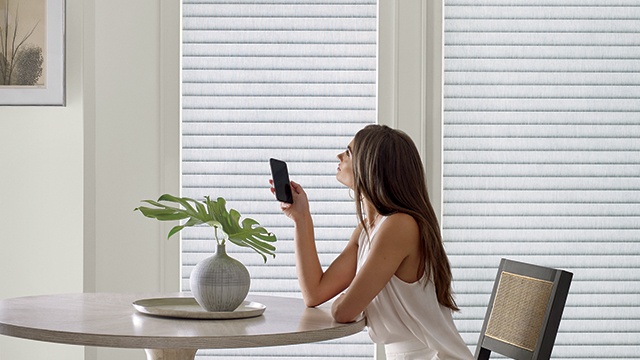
[0,293,367,350]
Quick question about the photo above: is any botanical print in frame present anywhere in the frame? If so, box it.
[0,0,65,106]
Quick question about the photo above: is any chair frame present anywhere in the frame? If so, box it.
[475,258,573,360]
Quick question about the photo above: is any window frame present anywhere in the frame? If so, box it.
[160,0,182,293]
[161,1,443,358]
[378,0,444,221]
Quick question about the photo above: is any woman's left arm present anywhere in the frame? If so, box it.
[331,213,420,323]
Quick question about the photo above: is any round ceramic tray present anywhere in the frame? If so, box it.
[132,297,266,320]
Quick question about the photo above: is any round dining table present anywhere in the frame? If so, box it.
[0,293,366,360]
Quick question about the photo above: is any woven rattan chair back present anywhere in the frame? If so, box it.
[475,259,572,360]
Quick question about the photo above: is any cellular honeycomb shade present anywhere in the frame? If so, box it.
[444,1,640,358]
[182,1,376,358]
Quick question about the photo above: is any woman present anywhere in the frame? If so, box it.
[272,125,473,360]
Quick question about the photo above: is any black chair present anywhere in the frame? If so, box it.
[475,258,573,360]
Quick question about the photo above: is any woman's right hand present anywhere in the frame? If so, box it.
[270,180,310,222]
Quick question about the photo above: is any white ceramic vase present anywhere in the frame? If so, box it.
[189,243,250,312]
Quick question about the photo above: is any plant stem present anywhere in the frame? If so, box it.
[214,227,222,246]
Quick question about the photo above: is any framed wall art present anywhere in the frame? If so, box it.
[0,0,65,106]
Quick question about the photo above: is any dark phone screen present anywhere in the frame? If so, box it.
[270,158,293,204]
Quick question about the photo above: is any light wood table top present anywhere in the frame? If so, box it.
[0,293,365,360]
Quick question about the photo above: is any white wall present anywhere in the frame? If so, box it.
[0,0,84,358]
[0,1,180,359]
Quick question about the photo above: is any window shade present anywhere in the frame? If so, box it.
[444,1,640,358]
[181,1,376,358]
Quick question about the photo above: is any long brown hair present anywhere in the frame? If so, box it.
[352,124,458,311]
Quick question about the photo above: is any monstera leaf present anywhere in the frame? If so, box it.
[135,194,276,262]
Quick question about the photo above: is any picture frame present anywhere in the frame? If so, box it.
[0,0,65,106]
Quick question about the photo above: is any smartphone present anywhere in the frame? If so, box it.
[269,158,293,204]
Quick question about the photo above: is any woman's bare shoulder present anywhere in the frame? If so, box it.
[375,213,420,247]
[383,212,418,230]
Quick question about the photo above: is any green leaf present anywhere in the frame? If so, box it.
[157,194,203,220]
[205,220,223,229]
[167,225,185,239]
[134,206,190,221]
[135,194,277,261]
[207,197,228,225]
[194,201,209,219]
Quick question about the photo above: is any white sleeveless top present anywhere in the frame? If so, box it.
[357,216,473,360]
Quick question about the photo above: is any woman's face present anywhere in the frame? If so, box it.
[336,139,355,188]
